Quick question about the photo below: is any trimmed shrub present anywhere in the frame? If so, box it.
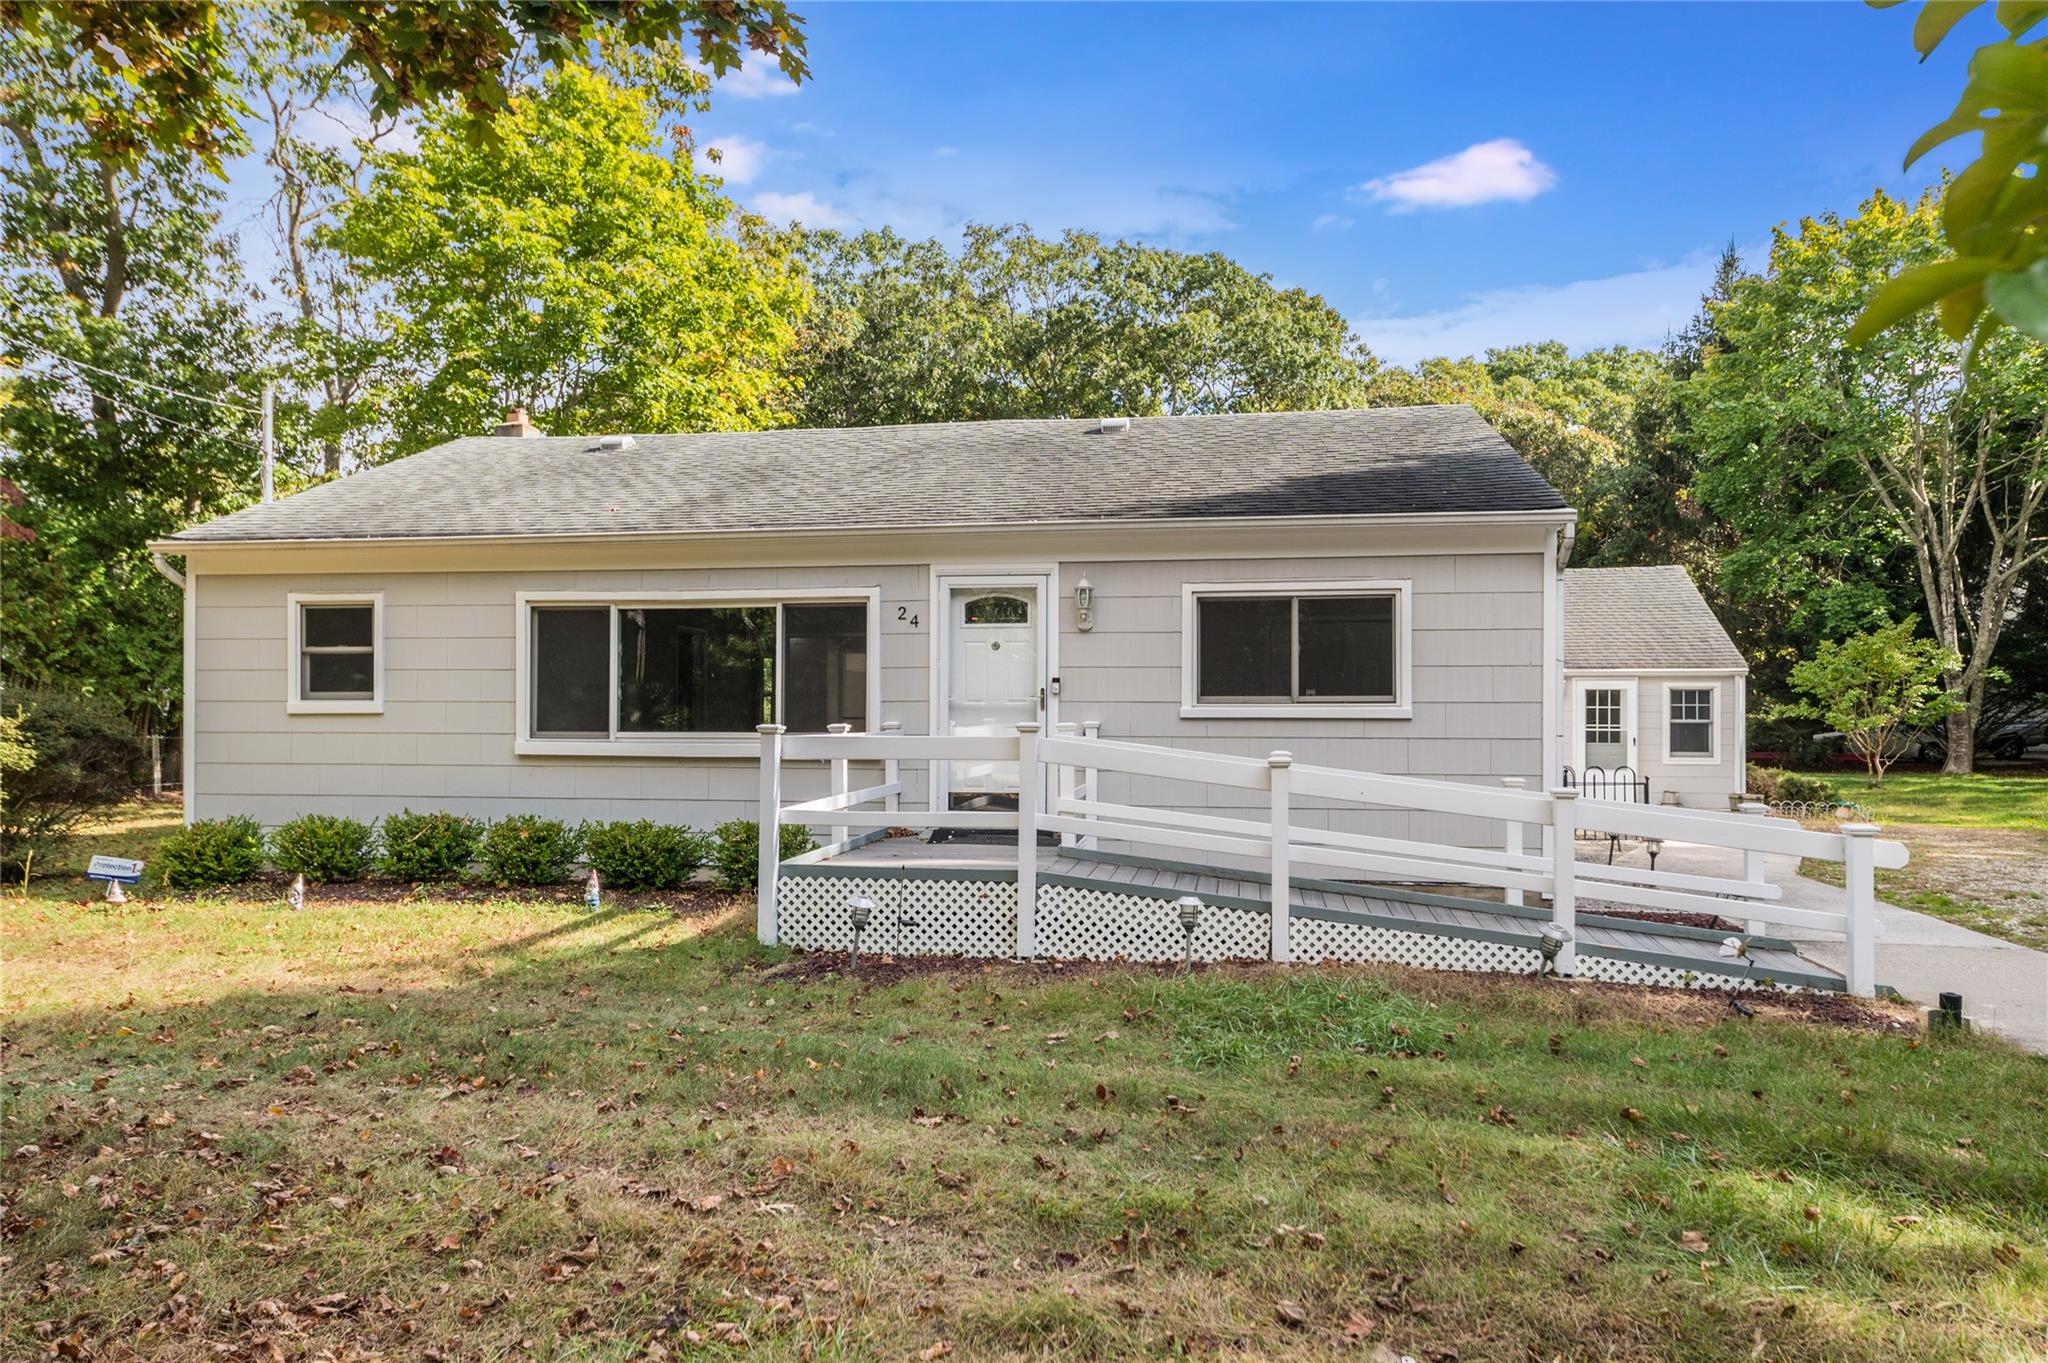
[478,815,583,886]
[1774,771,1838,808]
[157,816,264,889]
[582,819,712,890]
[378,809,482,882]
[711,818,817,891]
[268,814,376,882]
[1744,763,1782,803]
[0,686,145,877]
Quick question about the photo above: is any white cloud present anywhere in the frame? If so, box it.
[1311,212,1354,232]
[718,61,802,99]
[705,135,768,185]
[1358,138,1557,212]
[752,190,858,229]
[932,145,960,158]
[1353,250,1737,366]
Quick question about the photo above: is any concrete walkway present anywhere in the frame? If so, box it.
[1609,840,2048,1054]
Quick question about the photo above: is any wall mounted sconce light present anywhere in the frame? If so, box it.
[1076,577,1095,632]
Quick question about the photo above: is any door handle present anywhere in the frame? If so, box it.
[1038,686,1047,710]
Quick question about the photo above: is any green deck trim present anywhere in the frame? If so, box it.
[781,861,1012,885]
[1038,870,1271,917]
[1576,942,1846,993]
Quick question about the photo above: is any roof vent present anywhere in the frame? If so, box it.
[494,406,543,438]
[596,434,637,452]
[1095,416,1131,434]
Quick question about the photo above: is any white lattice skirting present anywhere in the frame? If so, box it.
[776,872,1792,990]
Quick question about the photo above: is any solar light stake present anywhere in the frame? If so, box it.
[1175,895,1203,973]
[847,895,875,972]
[1535,923,1572,978]
[585,868,602,911]
[287,873,305,912]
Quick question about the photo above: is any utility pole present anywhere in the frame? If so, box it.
[260,380,275,502]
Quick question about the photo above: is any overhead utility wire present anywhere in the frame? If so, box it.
[1,333,263,415]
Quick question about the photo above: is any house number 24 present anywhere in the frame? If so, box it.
[896,606,920,627]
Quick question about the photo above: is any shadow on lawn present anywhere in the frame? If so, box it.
[7,905,2047,1363]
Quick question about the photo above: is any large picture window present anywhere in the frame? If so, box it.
[520,592,875,752]
[1185,582,1406,715]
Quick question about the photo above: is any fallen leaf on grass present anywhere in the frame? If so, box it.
[1275,1299,1308,1328]
[1678,1230,1710,1254]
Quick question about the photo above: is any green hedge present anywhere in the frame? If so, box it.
[157,816,265,889]
[379,809,483,882]
[711,818,817,891]
[268,814,376,882]
[582,819,712,890]
[477,815,584,886]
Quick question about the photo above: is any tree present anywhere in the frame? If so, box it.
[327,64,809,456]
[1691,189,2048,773]
[1,22,268,726]
[1779,618,1963,785]
[0,0,809,166]
[791,225,1375,427]
[1853,2,2048,348]
[1364,342,1662,539]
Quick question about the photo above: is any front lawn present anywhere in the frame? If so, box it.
[1810,770,2048,832]
[1791,774,2048,951]
[4,889,2044,1362]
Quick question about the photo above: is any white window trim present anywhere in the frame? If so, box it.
[285,592,384,715]
[514,587,881,757]
[1662,679,1721,765]
[1180,579,1412,719]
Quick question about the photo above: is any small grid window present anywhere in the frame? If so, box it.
[1668,687,1714,756]
[289,595,381,711]
[1584,689,1624,745]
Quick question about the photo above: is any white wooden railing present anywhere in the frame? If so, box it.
[756,724,1904,996]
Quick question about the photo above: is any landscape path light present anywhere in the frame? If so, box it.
[1535,923,1572,978]
[1175,895,1203,973]
[848,895,875,972]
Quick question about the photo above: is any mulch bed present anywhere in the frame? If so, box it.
[55,870,748,917]
[762,950,1918,1034]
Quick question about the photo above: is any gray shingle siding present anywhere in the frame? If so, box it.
[1562,566,1745,672]
[171,405,1567,544]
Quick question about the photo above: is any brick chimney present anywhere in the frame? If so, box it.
[494,406,543,438]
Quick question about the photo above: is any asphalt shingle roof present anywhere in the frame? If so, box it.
[170,405,1567,543]
[1563,566,1747,672]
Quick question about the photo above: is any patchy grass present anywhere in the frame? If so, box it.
[4,893,2046,1363]
[14,798,185,897]
[1810,771,2048,832]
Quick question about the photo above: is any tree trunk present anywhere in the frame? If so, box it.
[1941,703,1973,775]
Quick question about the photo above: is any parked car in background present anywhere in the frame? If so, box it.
[1811,711,2047,764]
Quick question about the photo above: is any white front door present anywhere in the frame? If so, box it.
[1570,677,1638,799]
[939,576,1048,799]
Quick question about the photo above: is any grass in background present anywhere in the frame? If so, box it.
[4,892,2045,1362]
[1813,771,2048,832]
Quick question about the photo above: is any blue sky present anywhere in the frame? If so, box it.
[685,1,1970,364]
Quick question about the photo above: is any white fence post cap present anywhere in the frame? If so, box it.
[756,723,787,735]
[1549,786,1579,801]
[1501,776,1527,788]
[1267,751,1294,767]
[1016,722,1041,734]
[1840,823,1880,836]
